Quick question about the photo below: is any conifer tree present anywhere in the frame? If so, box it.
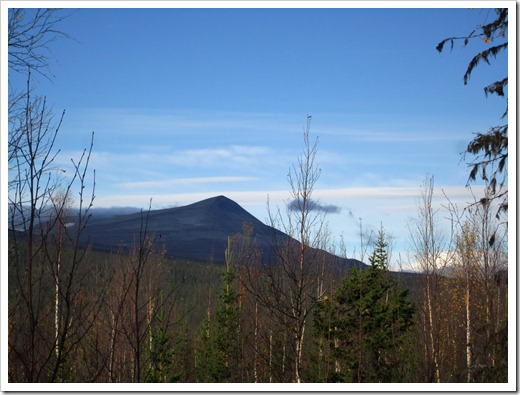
[212,240,242,382]
[145,292,175,383]
[315,226,415,382]
[437,8,508,218]
[195,315,215,382]
[195,237,241,382]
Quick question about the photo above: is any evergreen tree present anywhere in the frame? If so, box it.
[195,238,241,382]
[315,226,415,382]
[145,292,176,383]
[171,318,195,382]
[195,314,217,382]
[437,8,508,218]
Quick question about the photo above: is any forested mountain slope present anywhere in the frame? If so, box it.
[80,195,364,267]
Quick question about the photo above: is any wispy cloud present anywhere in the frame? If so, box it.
[78,145,279,168]
[316,117,465,143]
[55,144,284,186]
[163,145,277,168]
[318,185,479,200]
[81,108,458,150]
[66,107,304,140]
[342,130,457,143]
[117,176,258,190]
[91,185,483,210]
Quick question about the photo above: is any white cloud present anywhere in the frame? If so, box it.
[317,185,479,201]
[117,176,258,190]
[163,145,277,168]
[318,124,463,143]
[91,184,482,214]
[64,144,279,168]
[55,144,285,188]
[66,107,303,139]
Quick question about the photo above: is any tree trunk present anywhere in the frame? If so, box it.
[466,267,472,382]
[426,277,440,383]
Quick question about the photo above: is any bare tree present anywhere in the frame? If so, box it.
[242,117,329,382]
[8,8,72,78]
[9,75,59,381]
[444,184,508,382]
[99,203,178,383]
[8,8,73,154]
[8,72,97,381]
[408,175,453,382]
[8,8,72,181]
[7,8,111,382]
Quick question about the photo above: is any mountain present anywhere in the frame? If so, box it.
[80,195,364,267]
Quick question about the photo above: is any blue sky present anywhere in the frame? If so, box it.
[5,3,512,267]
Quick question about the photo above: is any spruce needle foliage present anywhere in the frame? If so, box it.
[195,238,241,382]
[315,226,415,382]
[437,8,508,219]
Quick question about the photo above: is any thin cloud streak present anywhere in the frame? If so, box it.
[117,176,258,190]
[68,107,305,138]
[165,145,276,167]
[318,125,464,143]
[60,145,281,168]
[54,145,287,187]
[319,185,479,200]
[92,185,482,210]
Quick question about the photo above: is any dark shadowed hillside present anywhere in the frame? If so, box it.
[80,195,364,267]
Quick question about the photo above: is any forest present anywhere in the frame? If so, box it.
[7,8,509,384]
[7,140,509,384]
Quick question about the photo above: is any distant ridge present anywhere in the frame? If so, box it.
[80,195,364,267]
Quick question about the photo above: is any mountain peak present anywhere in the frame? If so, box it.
[80,196,364,268]
[206,195,235,205]
[82,195,266,263]
[213,195,231,201]
[190,195,246,215]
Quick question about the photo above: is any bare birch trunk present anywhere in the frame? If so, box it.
[108,311,117,382]
[466,276,472,383]
[54,235,61,359]
[426,279,440,383]
[294,317,306,383]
